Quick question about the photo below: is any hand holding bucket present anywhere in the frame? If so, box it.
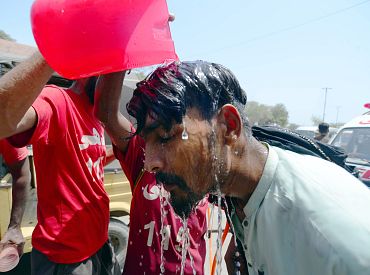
[31,0,178,79]
[0,244,19,272]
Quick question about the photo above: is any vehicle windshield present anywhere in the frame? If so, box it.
[331,127,370,163]
[295,129,316,139]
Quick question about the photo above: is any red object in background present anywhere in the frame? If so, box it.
[362,169,370,179]
[364,103,370,109]
[31,0,178,79]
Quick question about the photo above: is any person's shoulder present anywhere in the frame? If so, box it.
[41,84,65,93]
[37,85,66,101]
[37,85,70,105]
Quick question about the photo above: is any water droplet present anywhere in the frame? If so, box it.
[139,262,142,266]
[138,229,141,233]
[182,129,189,140]
[141,255,144,259]
[159,185,167,274]
[129,241,133,245]
[182,120,189,140]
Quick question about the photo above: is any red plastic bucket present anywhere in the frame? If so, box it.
[31,0,178,79]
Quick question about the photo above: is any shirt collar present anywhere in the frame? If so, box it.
[243,144,279,219]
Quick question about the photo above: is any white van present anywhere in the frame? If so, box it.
[329,111,370,186]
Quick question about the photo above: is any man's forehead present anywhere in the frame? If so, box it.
[142,113,169,136]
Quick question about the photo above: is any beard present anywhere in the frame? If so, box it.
[156,172,206,219]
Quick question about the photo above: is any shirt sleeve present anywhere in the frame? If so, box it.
[8,86,67,147]
[0,139,29,165]
[113,133,145,192]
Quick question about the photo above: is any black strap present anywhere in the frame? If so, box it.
[251,125,353,173]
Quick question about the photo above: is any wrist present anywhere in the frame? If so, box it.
[8,223,21,230]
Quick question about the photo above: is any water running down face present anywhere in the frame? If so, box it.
[127,61,248,217]
[143,109,225,218]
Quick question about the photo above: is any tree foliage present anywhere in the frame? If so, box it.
[246,101,289,127]
[0,30,15,41]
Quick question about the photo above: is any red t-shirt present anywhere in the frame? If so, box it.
[114,135,208,274]
[0,139,28,165]
[9,85,109,263]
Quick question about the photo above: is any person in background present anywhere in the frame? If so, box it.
[0,139,30,257]
[0,52,120,275]
[94,72,208,274]
[125,60,370,275]
[314,122,330,143]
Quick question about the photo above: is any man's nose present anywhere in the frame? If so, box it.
[144,145,164,173]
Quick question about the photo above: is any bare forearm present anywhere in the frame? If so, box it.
[0,51,54,138]
[95,72,132,151]
[8,158,30,228]
[95,72,125,124]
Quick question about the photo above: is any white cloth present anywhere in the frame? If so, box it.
[231,145,370,275]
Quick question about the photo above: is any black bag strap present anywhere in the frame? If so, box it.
[251,125,352,173]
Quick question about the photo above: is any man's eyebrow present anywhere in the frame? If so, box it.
[142,121,162,137]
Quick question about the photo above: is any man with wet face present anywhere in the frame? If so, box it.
[127,60,370,275]
[94,72,208,274]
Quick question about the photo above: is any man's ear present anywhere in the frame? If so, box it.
[218,104,242,144]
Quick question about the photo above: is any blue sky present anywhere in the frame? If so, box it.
[2,0,370,125]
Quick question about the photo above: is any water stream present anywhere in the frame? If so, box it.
[159,186,167,274]
[215,193,223,275]
[179,217,189,275]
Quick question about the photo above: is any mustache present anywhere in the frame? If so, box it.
[156,171,203,219]
[155,172,188,190]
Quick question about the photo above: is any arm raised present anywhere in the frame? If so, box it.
[0,51,54,139]
[94,71,133,153]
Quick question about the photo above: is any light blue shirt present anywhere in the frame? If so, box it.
[231,145,370,275]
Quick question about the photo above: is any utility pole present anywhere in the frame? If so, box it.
[322,87,332,122]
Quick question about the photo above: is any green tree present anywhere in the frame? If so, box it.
[246,101,270,125]
[246,101,289,127]
[271,103,288,127]
[0,30,15,41]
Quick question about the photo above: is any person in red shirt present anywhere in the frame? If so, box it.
[0,52,120,275]
[0,140,30,257]
[95,72,208,274]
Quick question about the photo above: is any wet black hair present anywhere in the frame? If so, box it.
[127,60,249,135]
